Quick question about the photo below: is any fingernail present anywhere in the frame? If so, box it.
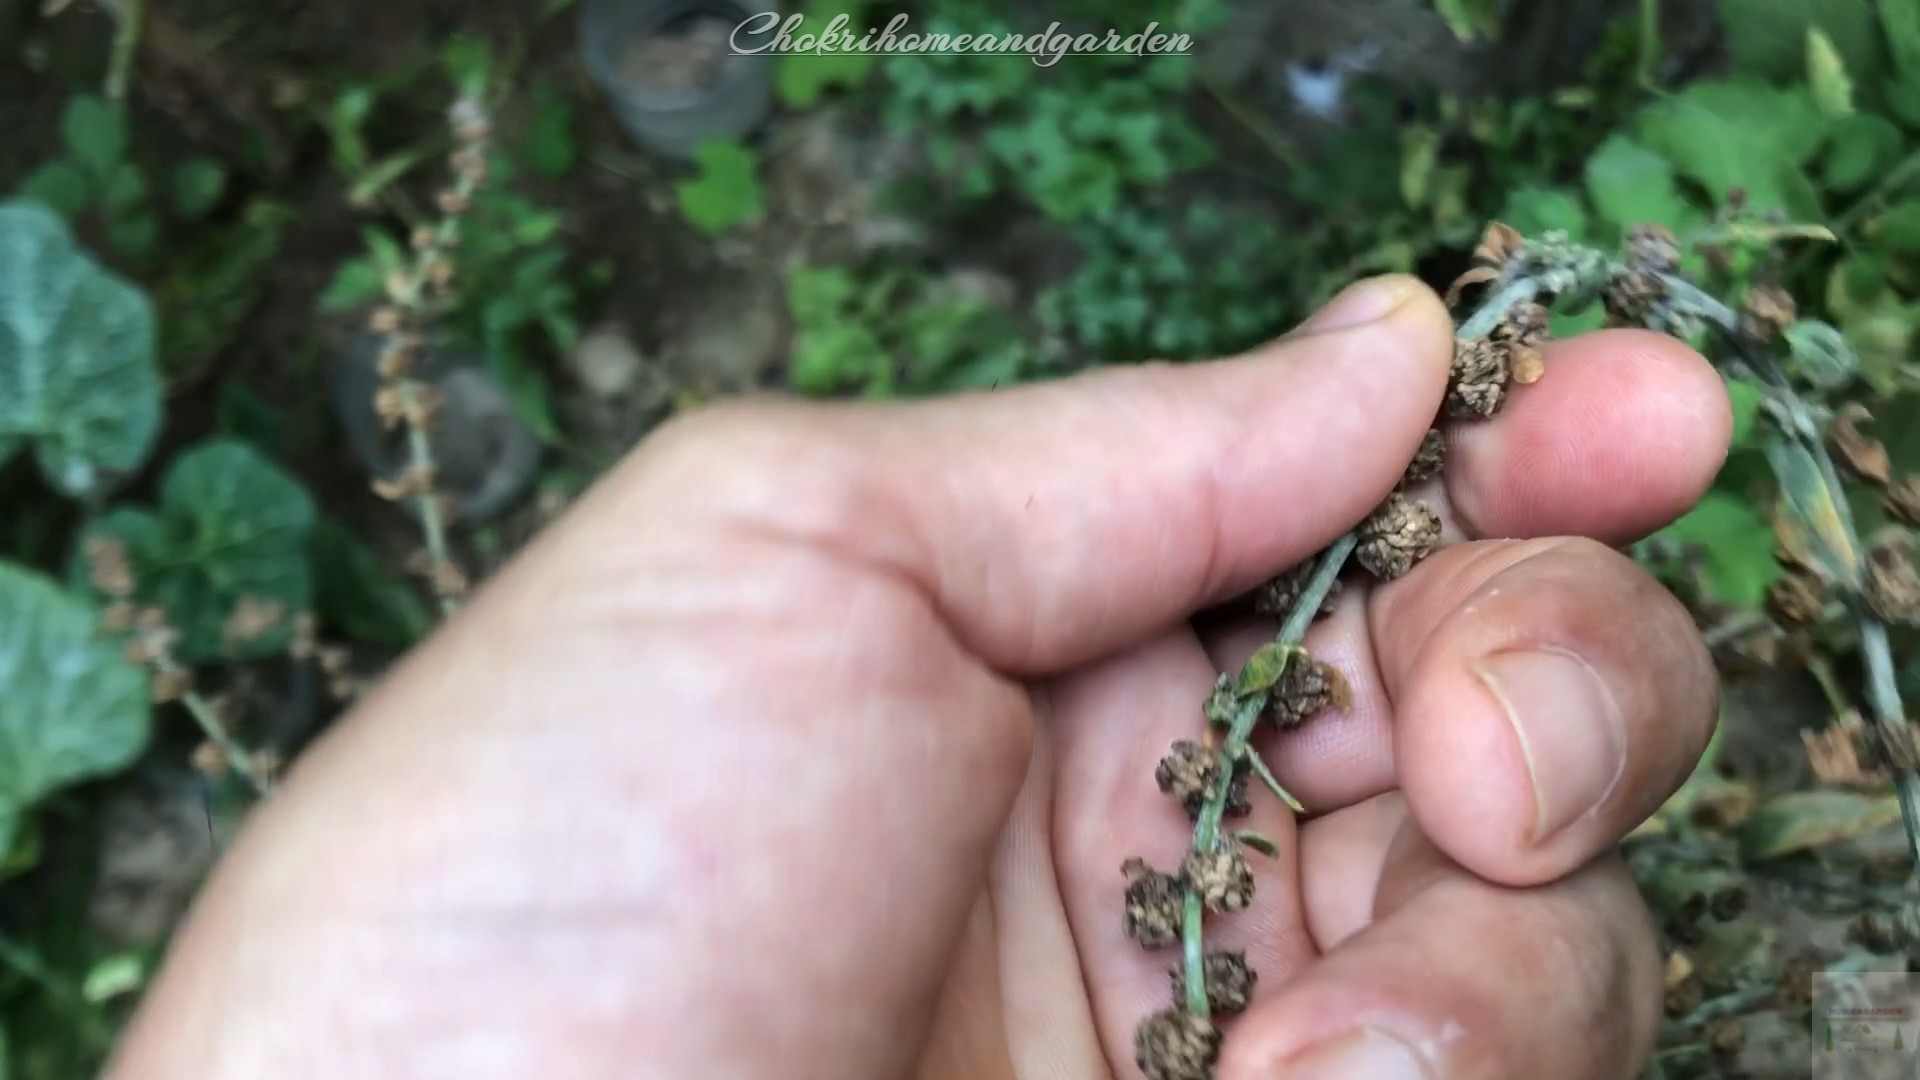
[1283,1028,1433,1080]
[1474,647,1627,842]
[1298,275,1420,334]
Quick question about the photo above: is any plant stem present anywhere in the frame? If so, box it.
[159,664,272,795]
[1196,69,1304,171]
[105,0,143,105]
[1458,278,1541,339]
[1181,534,1357,1016]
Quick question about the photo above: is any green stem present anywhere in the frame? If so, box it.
[105,0,143,104]
[1181,534,1357,1016]
[1636,0,1661,90]
[1457,279,1542,339]
[171,678,272,796]
[1196,69,1304,171]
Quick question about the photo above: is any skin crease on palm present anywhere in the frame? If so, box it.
[110,276,1729,1080]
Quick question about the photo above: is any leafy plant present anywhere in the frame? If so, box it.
[0,562,149,854]
[675,139,766,235]
[74,440,317,661]
[789,265,1031,396]
[14,96,225,262]
[0,200,161,498]
[776,0,879,106]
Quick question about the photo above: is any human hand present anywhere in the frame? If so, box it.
[113,277,1727,1080]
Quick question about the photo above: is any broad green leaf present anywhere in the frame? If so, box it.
[0,562,149,852]
[1821,113,1903,193]
[172,158,227,219]
[1884,0,1920,79]
[102,164,145,215]
[14,163,91,219]
[1880,200,1920,254]
[675,139,766,235]
[1496,186,1588,241]
[60,95,126,179]
[1655,492,1781,608]
[0,200,161,496]
[1400,125,1440,209]
[778,0,878,106]
[309,518,431,647]
[82,953,147,1003]
[1584,135,1696,233]
[1637,80,1828,215]
[1890,75,1920,127]
[1739,790,1901,861]
[109,215,159,262]
[1806,28,1855,117]
[75,440,317,660]
[442,35,494,100]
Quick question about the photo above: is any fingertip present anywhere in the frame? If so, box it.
[1448,329,1731,544]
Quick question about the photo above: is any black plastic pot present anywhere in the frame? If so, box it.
[580,0,778,160]
[330,335,544,525]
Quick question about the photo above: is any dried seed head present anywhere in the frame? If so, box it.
[376,337,423,379]
[150,668,192,704]
[1134,1008,1221,1080]
[437,189,473,216]
[100,600,137,634]
[290,612,319,661]
[1830,403,1891,485]
[1473,222,1525,268]
[222,596,287,652]
[1401,429,1447,488]
[1203,675,1238,727]
[1767,570,1827,627]
[372,463,437,502]
[1706,1015,1744,1057]
[374,385,408,429]
[450,97,491,145]
[190,740,229,779]
[368,306,404,335]
[1852,904,1920,954]
[1888,476,1920,529]
[1357,494,1443,581]
[1122,858,1185,949]
[1740,283,1797,342]
[1708,886,1748,922]
[1508,345,1546,386]
[1251,564,1341,620]
[85,536,135,598]
[1446,338,1509,418]
[1444,265,1499,307]
[1603,268,1667,327]
[1155,741,1249,821]
[425,256,456,293]
[1493,301,1551,348]
[1269,657,1347,729]
[1182,846,1254,913]
[1169,950,1258,1015]
[1626,224,1681,274]
[1864,529,1920,627]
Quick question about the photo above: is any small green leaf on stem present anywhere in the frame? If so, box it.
[1233,831,1282,858]
[1245,749,1306,814]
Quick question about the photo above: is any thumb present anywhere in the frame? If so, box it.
[656,273,1455,675]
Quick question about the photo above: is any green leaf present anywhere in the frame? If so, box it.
[81,953,147,1003]
[319,257,384,311]
[1637,80,1829,215]
[1655,492,1781,608]
[0,200,161,496]
[1821,113,1903,193]
[1739,790,1901,861]
[1886,0,1920,78]
[443,35,494,99]
[171,158,227,219]
[1399,125,1439,209]
[675,139,765,235]
[75,440,317,660]
[1235,642,1298,696]
[101,164,146,216]
[522,87,578,179]
[1879,200,1920,254]
[108,215,159,262]
[1431,0,1500,40]
[1769,438,1861,582]
[0,562,149,848]
[1782,318,1861,387]
[1806,28,1855,117]
[1720,0,1883,87]
[309,518,431,646]
[1584,135,1696,233]
[1727,379,1765,447]
[778,0,878,106]
[60,95,126,179]
[1497,186,1589,241]
[14,163,92,220]
[1890,75,1920,127]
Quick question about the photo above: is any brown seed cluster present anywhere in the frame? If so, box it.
[1357,494,1443,581]
[1401,429,1447,487]
[1135,1008,1222,1080]
[1888,476,1920,528]
[1182,847,1254,913]
[1864,529,1920,627]
[1446,338,1510,418]
[1123,859,1186,949]
[1767,570,1827,627]
[1268,657,1347,729]
[1605,225,1681,327]
[1830,403,1891,484]
[1252,564,1341,619]
[1168,951,1256,1015]
[1155,741,1250,821]
[1740,283,1797,343]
